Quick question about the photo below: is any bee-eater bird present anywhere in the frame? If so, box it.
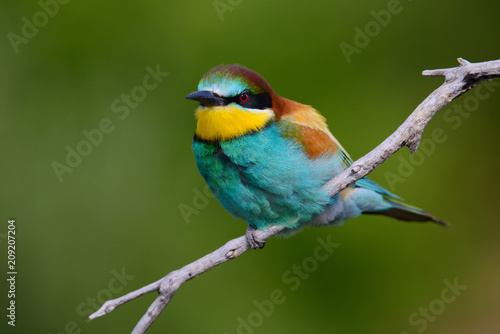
[186,64,447,248]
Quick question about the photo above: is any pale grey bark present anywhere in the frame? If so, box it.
[89,58,500,334]
[323,58,500,197]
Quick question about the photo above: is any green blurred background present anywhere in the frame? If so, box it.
[1,0,499,333]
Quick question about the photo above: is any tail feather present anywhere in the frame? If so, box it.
[364,198,449,226]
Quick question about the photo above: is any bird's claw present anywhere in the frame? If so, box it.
[246,226,266,249]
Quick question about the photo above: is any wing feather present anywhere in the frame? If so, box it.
[273,96,352,168]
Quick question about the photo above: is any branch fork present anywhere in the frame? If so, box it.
[90,58,500,333]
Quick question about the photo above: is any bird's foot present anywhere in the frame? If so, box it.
[246,225,266,249]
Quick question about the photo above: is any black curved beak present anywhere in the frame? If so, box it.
[185,90,226,107]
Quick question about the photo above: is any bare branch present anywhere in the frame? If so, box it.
[89,225,286,332]
[89,58,500,334]
[323,58,500,196]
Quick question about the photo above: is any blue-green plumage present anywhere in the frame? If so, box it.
[193,122,335,230]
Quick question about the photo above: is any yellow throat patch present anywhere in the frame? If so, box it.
[195,105,273,141]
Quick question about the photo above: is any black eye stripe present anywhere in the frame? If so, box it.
[225,92,272,109]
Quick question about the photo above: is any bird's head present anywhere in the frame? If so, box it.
[186,64,276,142]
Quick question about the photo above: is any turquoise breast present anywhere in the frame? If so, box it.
[192,122,342,230]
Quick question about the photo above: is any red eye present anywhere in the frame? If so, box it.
[239,93,249,103]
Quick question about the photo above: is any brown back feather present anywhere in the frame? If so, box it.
[272,94,350,163]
